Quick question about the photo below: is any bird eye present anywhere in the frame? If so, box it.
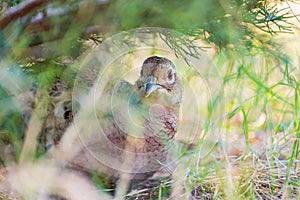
[138,85,143,89]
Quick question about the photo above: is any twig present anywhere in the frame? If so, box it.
[13,0,112,47]
[19,88,48,163]
[0,0,51,29]
[286,0,300,24]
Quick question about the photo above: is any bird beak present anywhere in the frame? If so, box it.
[144,83,162,97]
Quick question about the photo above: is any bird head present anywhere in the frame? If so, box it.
[135,56,181,105]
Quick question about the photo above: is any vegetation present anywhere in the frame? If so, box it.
[0,0,299,199]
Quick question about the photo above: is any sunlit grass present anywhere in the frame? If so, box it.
[115,47,299,200]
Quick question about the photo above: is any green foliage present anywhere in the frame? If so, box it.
[0,85,25,164]
[0,0,23,7]
[1,0,296,63]
[107,0,295,55]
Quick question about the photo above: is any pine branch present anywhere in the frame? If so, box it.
[250,2,295,34]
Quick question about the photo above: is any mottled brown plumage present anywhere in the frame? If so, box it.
[72,56,182,188]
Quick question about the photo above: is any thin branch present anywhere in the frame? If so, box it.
[286,0,300,24]
[0,0,51,29]
[12,0,112,47]
[13,25,117,60]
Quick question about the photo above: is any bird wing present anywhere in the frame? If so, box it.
[70,79,140,178]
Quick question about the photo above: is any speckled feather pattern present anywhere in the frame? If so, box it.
[73,56,182,187]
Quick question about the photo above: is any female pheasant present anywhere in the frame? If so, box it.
[71,56,182,189]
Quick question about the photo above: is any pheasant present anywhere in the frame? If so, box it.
[70,56,183,189]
